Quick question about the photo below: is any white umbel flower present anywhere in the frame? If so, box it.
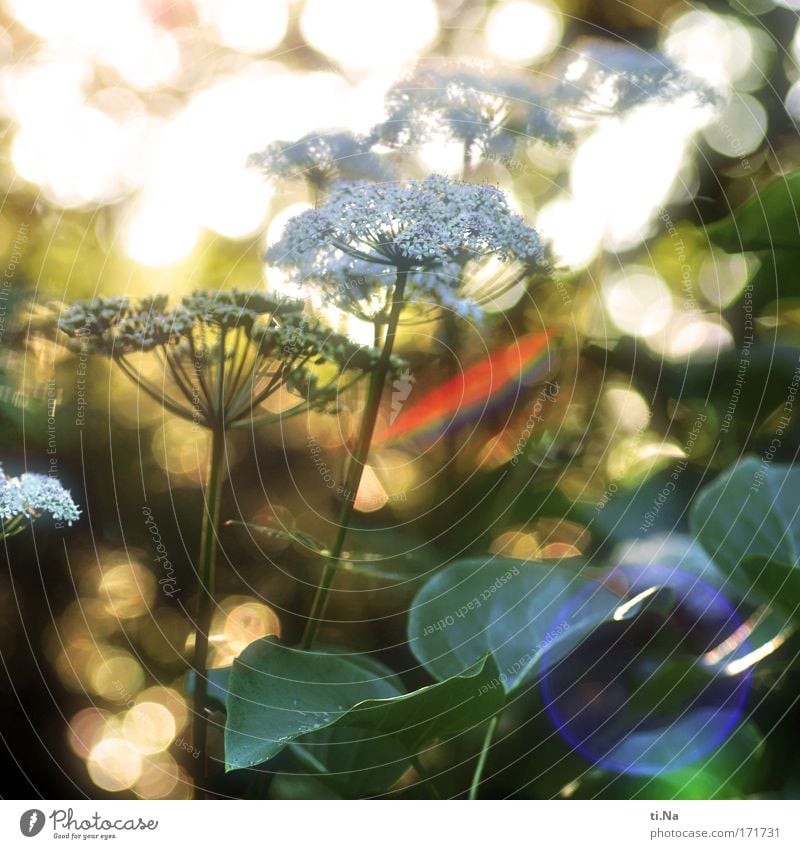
[268,174,544,269]
[0,465,81,533]
[266,175,545,320]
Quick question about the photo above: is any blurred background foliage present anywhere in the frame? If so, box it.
[2,0,800,800]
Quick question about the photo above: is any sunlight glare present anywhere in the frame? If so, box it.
[571,101,711,250]
[485,1,562,65]
[301,0,439,72]
[196,0,289,54]
[663,10,754,92]
[354,465,390,513]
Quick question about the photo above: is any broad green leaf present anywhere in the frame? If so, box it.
[195,651,409,794]
[605,534,799,646]
[707,171,800,252]
[342,657,504,753]
[225,639,401,770]
[225,636,503,771]
[186,655,401,711]
[574,471,696,545]
[745,250,800,309]
[408,557,623,693]
[612,534,725,584]
[689,458,800,620]
[287,654,409,797]
[739,556,800,622]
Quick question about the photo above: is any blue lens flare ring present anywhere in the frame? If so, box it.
[540,565,753,775]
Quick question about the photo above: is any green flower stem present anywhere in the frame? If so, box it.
[190,424,226,798]
[300,269,408,650]
[191,336,228,798]
[469,714,499,800]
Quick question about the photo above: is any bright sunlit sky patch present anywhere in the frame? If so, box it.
[301,0,439,72]
[540,98,714,264]
[195,0,289,54]
[485,1,562,65]
[663,9,755,93]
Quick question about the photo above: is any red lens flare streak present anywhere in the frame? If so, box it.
[377,331,554,445]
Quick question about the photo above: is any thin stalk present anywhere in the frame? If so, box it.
[190,425,226,798]
[215,330,227,425]
[162,349,211,423]
[223,327,249,411]
[190,336,227,798]
[115,356,197,423]
[299,269,408,649]
[188,332,214,415]
[229,372,366,430]
[469,715,499,800]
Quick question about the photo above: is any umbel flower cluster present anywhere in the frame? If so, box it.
[57,290,394,429]
[0,465,81,537]
[249,131,395,192]
[551,37,718,118]
[253,39,717,191]
[256,38,714,325]
[376,62,598,161]
[267,175,546,322]
[375,39,715,158]
[268,175,544,270]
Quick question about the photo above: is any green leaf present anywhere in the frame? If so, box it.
[204,648,409,794]
[224,636,504,771]
[739,556,800,622]
[744,250,800,309]
[612,534,725,583]
[342,657,505,753]
[689,458,800,620]
[225,638,400,770]
[408,557,624,693]
[707,172,800,252]
[574,470,697,545]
